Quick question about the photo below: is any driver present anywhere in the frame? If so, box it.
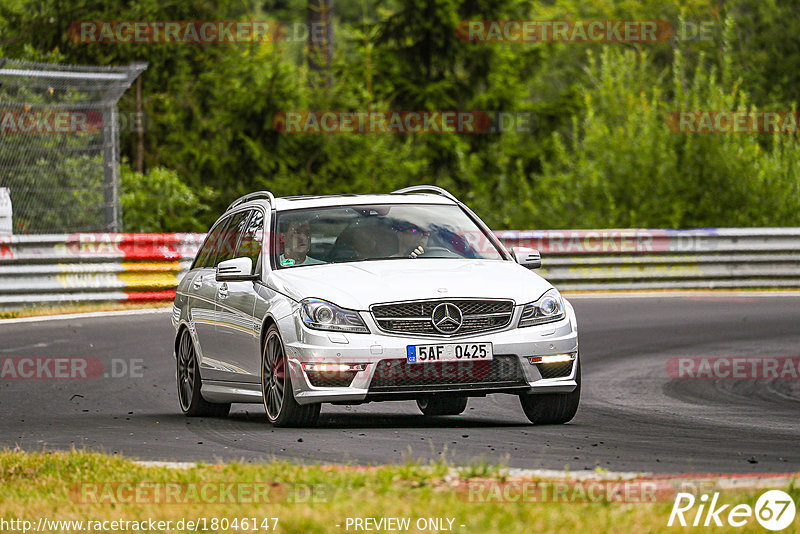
[394,221,430,258]
[279,217,324,267]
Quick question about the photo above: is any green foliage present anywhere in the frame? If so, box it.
[724,0,800,107]
[121,165,211,232]
[534,46,800,229]
[1,0,799,231]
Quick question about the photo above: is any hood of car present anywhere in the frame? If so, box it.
[268,259,553,310]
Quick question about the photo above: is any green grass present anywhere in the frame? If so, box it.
[0,451,797,533]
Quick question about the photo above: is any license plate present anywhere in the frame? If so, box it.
[407,343,493,363]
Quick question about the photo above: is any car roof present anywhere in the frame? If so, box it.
[231,193,457,213]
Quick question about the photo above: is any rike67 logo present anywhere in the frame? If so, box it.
[669,490,796,530]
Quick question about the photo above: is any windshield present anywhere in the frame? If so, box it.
[273,204,504,268]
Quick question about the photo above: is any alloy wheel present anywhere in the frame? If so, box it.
[177,330,196,411]
[263,332,286,420]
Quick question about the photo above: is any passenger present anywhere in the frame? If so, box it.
[332,218,408,260]
[351,226,379,259]
[279,217,324,267]
[331,219,383,260]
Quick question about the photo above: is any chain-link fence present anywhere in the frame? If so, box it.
[0,59,146,234]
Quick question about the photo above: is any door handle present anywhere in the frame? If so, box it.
[192,275,203,290]
[218,283,229,299]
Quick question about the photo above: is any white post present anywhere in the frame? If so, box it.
[0,187,12,235]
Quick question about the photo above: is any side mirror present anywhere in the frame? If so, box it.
[216,257,258,282]
[512,247,541,269]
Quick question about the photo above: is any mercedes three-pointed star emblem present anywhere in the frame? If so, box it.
[431,303,463,334]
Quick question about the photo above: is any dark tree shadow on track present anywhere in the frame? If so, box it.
[148,408,573,430]
[140,410,535,429]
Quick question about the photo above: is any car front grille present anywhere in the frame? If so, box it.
[536,361,574,379]
[368,355,527,393]
[371,299,514,337]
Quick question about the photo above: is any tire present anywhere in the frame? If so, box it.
[416,396,468,416]
[519,358,581,425]
[262,325,321,427]
[176,329,231,417]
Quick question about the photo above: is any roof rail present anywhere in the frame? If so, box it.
[227,191,276,211]
[390,185,460,203]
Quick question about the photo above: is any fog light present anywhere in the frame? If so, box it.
[529,353,575,365]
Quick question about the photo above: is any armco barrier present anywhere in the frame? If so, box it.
[0,233,203,307]
[496,228,800,291]
[0,228,798,307]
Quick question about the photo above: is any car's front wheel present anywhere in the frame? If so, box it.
[416,396,468,416]
[262,325,320,427]
[519,359,581,425]
[176,329,231,417]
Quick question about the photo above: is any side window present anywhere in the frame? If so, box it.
[193,216,230,269]
[238,210,264,274]
[215,210,251,266]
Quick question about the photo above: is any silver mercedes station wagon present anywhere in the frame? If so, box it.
[172,186,580,427]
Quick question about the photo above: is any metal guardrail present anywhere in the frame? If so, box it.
[496,228,800,290]
[0,228,798,307]
[0,233,202,306]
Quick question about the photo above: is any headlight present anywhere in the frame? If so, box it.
[518,289,566,327]
[300,298,369,333]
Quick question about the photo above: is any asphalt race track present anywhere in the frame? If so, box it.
[1,294,799,474]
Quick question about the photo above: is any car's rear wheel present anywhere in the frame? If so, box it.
[177,329,231,417]
[519,359,581,425]
[262,325,320,427]
[416,396,468,416]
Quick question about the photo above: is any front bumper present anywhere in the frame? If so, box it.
[280,306,579,405]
